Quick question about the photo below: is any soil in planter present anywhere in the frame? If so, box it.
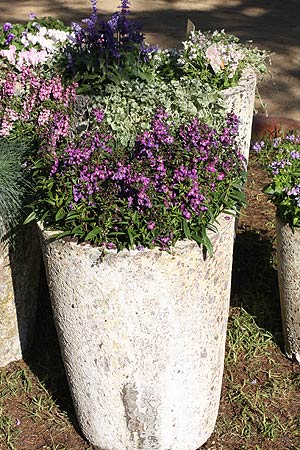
[1,154,300,450]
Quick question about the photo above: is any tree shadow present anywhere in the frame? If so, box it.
[7,224,41,361]
[25,261,82,432]
[230,229,283,348]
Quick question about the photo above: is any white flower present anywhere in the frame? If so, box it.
[205,44,224,73]
[26,32,39,46]
[47,28,70,43]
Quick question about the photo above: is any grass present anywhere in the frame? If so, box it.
[0,139,29,242]
[0,156,300,449]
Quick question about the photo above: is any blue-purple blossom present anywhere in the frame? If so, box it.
[252,140,265,153]
[269,159,291,175]
[285,185,300,197]
[118,0,131,15]
[290,150,300,159]
[65,0,154,86]
[4,32,15,45]
[3,22,12,32]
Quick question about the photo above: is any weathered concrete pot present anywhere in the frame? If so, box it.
[39,213,236,450]
[0,223,41,367]
[224,70,256,161]
[276,217,300,363]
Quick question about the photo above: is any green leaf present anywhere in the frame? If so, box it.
[23,211,36,225]
[85,227,102,241]
[182,219,191,239]
[201,227,214,258]
[55,208,66,221]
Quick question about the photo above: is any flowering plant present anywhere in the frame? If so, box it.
[30,106,246,255]
[0,67,76,139]
[0,0,268,253]
[153,30,267,88]
[59,0,157,92]
[0,17,71,70]
[253,135,300,229]
[57,0,267,92]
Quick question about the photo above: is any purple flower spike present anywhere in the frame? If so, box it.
[90,0,97,15]
[3,22,12,32]
[118,0,131,15]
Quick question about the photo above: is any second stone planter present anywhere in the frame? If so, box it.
[39,214,236,450]
[0,223,41,367]
[224,69,256,161]
[276,217,300,363]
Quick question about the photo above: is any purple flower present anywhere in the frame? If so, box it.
[118,0,131,15]
[269,159,291,175]
[290,150,300,159]
[3,22,12,32]
[285,185,300,197]
[4,32,15,45]
[93,108,104,123]
[252,140,265,153]
[147,221,156,230]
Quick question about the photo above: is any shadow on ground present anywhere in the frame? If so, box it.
[25,263,81,431]
[230,229,283,348]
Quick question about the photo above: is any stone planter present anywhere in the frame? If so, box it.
[276,217,300,363]
[224,69,256,161]
[0,223,41,367]
[39,213,236,450]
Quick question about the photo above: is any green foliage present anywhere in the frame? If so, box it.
[78,78,227,149]
[0,139,29,241]
[254,134,300,229]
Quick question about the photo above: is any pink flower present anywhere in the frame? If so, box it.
[205,44,224,73]
[38,108,51,126]
[0,45,16,65]
[17,48,48,68]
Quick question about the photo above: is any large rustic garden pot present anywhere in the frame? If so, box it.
[224,69,256,161]
[276,217,300,363]
[0,223,41,367]
[39,213,236,450]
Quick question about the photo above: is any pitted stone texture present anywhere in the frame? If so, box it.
[39,214,236,450]
[0,224,41,368]
[276,218,300,363]
[224,70,256,161]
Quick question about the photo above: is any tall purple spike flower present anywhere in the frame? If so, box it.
[91,0,97,16]
[118,0,131,15]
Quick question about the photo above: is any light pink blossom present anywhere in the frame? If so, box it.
[205,44,224,73]
[0,45,17,65]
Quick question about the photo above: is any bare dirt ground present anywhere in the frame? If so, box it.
[1,0,300,119]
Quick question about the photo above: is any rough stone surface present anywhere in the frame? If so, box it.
[39,214,236,450]
[224,70,257,161]
[0,224,41,368]
[276,218,300,364]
